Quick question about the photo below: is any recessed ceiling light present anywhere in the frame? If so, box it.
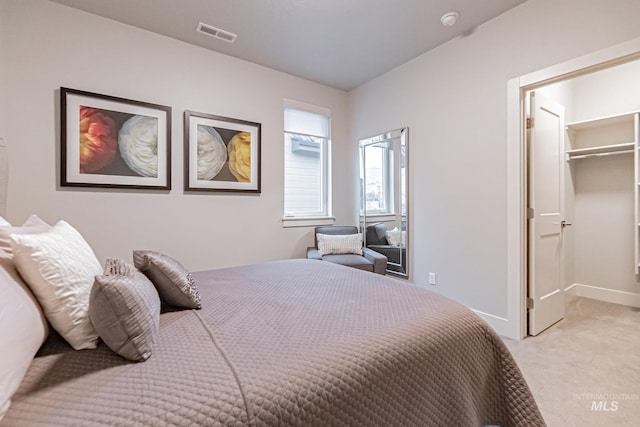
[196,22,237,43]
[440,12,459,27]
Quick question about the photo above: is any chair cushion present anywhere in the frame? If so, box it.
[322,254,374,272]
[366,223,389,245]
[386,227,405,246]
[314,226,359,246]
[316,233,363,256]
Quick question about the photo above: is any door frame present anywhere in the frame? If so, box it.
[506,36,640,340]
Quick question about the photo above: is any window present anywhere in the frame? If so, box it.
[283,102,331,224]
[360,141,394,215]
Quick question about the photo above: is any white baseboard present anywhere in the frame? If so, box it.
[472,309,515,339]
[566,283,640,308]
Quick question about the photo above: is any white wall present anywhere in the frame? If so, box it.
[348,0,640,328]
[0,0,350,271]
[573,59,640,120]
[0,1,9,216]
[574,155,637,293]
[0,0,7,140]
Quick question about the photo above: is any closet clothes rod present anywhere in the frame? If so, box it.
[567,149,635,161]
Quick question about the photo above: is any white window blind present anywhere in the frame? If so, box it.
[284,108,330,138]
[284,104,331,219]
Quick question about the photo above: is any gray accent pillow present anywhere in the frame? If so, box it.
[133,250,201,309]
[89,258,160,362]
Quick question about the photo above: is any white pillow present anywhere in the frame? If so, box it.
[10,221,102,350]
[386,227,404,247]
[316,233,363,256]
[0,216,10,227]
[0,215,51,256]
[0,253,48,421]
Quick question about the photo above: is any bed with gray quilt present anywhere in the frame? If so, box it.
[2,259,544,426]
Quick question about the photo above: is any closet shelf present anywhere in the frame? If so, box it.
[565,112,637,131]
[566,142,635,160]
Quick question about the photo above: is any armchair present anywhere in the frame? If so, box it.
[365,222,407,274]
[306,226,387,275]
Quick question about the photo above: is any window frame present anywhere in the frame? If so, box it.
[380,145,395,215]
[360,141,395,217]
[282,100,334,228]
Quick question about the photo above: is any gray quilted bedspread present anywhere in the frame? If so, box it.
[2,259,544,426]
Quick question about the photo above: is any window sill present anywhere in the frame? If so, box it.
[360,213,399,223]
[282,216,335,228]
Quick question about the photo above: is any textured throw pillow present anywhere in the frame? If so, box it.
[133,250,201,309]
[316,233,363,256]
[0,215,50,255]
[0,254,48,421]
[10,220,102,350]
[89,258,160,362]
[386,227,403,247]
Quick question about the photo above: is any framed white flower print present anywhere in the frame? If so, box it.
[60,87,171,190]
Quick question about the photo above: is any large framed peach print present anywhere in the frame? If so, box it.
[61,87,171,190]
[184,110,261,193]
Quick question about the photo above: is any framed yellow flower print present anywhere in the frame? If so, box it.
[184,111,261,193]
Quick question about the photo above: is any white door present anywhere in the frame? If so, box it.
[528,91,566,336]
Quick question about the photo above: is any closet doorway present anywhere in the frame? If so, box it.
[524,57,640,336]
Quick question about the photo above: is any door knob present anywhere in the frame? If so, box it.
[561,220,572,228]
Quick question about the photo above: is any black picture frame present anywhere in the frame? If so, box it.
[184,110,261,193]
[61,87,171,190]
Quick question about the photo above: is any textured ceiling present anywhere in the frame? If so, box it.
[49,0,527,90]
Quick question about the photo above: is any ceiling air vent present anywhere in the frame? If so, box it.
[196,22,237,43]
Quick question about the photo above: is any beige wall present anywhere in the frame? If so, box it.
[348,0,640,327]
[0,0,351,271]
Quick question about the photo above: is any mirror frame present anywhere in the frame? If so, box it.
[359,127,409,278]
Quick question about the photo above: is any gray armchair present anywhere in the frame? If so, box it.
[306,226,387,275]
[366,222,407,274]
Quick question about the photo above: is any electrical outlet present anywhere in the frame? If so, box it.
[428,272,437,285]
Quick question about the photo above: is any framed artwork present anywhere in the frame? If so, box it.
[61,87,171,190]
[184,110,261,193]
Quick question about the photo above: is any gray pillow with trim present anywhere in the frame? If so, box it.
[89,258,160,362]
[133,250,201,309]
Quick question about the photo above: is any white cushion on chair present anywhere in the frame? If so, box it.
[316,233,363,256]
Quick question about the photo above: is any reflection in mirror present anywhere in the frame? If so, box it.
[359,128,408,278]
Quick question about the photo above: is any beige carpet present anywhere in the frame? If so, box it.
[503,296,640,427]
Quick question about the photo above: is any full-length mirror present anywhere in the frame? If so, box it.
[359,128,408,278]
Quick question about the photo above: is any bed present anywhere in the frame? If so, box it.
[1,255,544,426]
